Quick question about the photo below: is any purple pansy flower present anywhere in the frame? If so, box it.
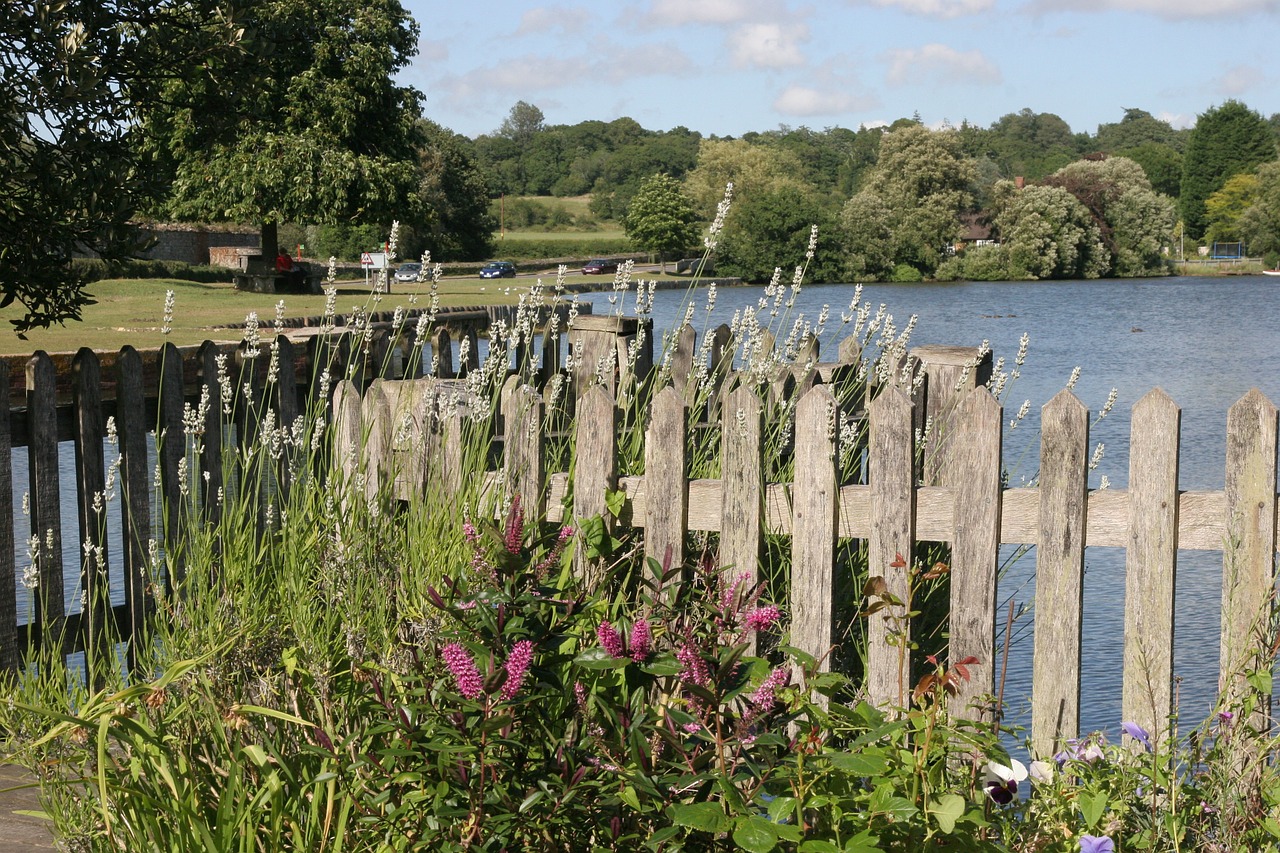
[984,758,1028,804]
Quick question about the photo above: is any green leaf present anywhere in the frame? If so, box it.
[242,744,269,767]
[1249,669,1273,694]
[12,810,51,821]
[797,842,840,852]
[605,487,627,518]
[827,750,887,776]
[732,815,779,852]
[930,793,965,834]
[574,646,629,670]
[670,801,731,833]
[619,785,641,811]
[519,790,545,813]
[766,795,797,824]
[1079,790,1108,829]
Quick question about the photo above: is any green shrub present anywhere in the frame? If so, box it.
[890,263,924,283]
[71,257,233,283]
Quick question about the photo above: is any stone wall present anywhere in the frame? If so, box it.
[136,225,259,266]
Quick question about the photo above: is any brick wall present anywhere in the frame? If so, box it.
[137,225,259,265]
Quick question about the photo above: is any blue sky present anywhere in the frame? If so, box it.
[401,0,1280,140]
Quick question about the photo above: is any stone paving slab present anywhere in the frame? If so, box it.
[0,763,56,852]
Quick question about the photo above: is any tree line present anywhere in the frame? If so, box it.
[5,0,1280,332]
[471,100,1280,283]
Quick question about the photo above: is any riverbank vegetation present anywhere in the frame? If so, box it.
[4,237,1280,850]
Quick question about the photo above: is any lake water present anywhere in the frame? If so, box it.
[14,274,1275,745]
[582,274,1280,743]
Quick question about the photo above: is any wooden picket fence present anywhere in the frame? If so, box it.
[337,342,1280,758]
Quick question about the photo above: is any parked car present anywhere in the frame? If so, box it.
[581,258,619,275]
[479,261,517,279]
[393,262,422,283]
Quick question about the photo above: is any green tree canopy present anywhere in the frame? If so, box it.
[1179,99,1277,241]
[1095,108,1185,153]
[989,181,1109,280]
[717,186,839,284]
[414,120,496,262]
[623,174,700,272]
[1203,172,1260,244]
[1118,142,1183,198]
[1238,161,1280,259]
[0,0,237,331]
[138,0,425,256]
[839,125,975,277]
[684,139,811,218]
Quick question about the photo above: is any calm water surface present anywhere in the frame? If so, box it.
[586,274,1280,742]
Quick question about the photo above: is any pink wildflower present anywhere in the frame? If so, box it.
[462,519,480,543]
[502,640,535,700]
[719,571,751,612]
[744,605,781,634]
[441,643,484,699]
[676,642,712,687]
[750,667,790,711]
[598,621,625,657]
[629,619,652,663]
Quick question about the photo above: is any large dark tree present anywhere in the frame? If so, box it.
[1179,100,1277,241]
[0,1,236,331]
[139,0,424,259]
[414,120,495,262]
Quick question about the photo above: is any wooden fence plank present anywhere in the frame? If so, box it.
[1220,389,1278,723]
[362,380,391,501]
[791,385,839,687]
[197,341,224,528]
[949,387,1002,719]
[867,385,916,709]
[644,386,687,574]
[721,382,764,587]
[573,385,616,582]
[1123,389,1181,744]
[504,381,545,518]
[0,364,13,672]
[274,335,299,501]
[115,347,151,671]
[157,343,186,574]
[72,349,109,683]
[26,352,64,652]
[1032,390,1089,757]
[331,380,363,498]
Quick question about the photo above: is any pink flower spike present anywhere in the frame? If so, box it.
[744,605,781,634]
[750,667,790,711]
[504,495,524,554]
[629,619,652,663]
[597,621,625,658]
[502,640,535,700]
[441,643,484,699]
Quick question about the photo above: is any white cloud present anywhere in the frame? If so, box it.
[1214,65,1267,95]
[1158,111,1196,130]
[884,44,1001,86]
[644,0,784,25]
[515,6,593,36]
[435,44,696,110]
[728,22,809,68]
[773,84,877,115]
[418,39,449,62]
[1026,0,1278,18]
[859,0,994,19]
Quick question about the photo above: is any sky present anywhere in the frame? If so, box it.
[400,0,1280,141]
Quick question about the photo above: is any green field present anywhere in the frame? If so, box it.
[0,274,535,356]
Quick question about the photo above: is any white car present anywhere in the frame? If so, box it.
[393,262,422,283]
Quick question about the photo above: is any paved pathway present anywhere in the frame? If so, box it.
[0,763,55,852]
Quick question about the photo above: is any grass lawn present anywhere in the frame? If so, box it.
[0,273,557,356]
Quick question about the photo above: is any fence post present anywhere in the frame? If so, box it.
[0,363,13,672]
[433,328,454,379]
[949,387,1003,719]
[157,343,187,577]
[273,335,300,501]
[791,385,839,691]
[26,352,64,655]
[331,380,363,502]
[116,347,151,673]
[1123,389,1181,745]
[1032,390,1089,758]
[573,385,617,583]
[644,385,687,578]
[867,385,917,710]
[361,380,391,502]
[197,342,225,528]
[503,381,545,519]
[72,349,109,685]
[911,345,992,487]
[721,380,764,600]
[1220,389,1278,732]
